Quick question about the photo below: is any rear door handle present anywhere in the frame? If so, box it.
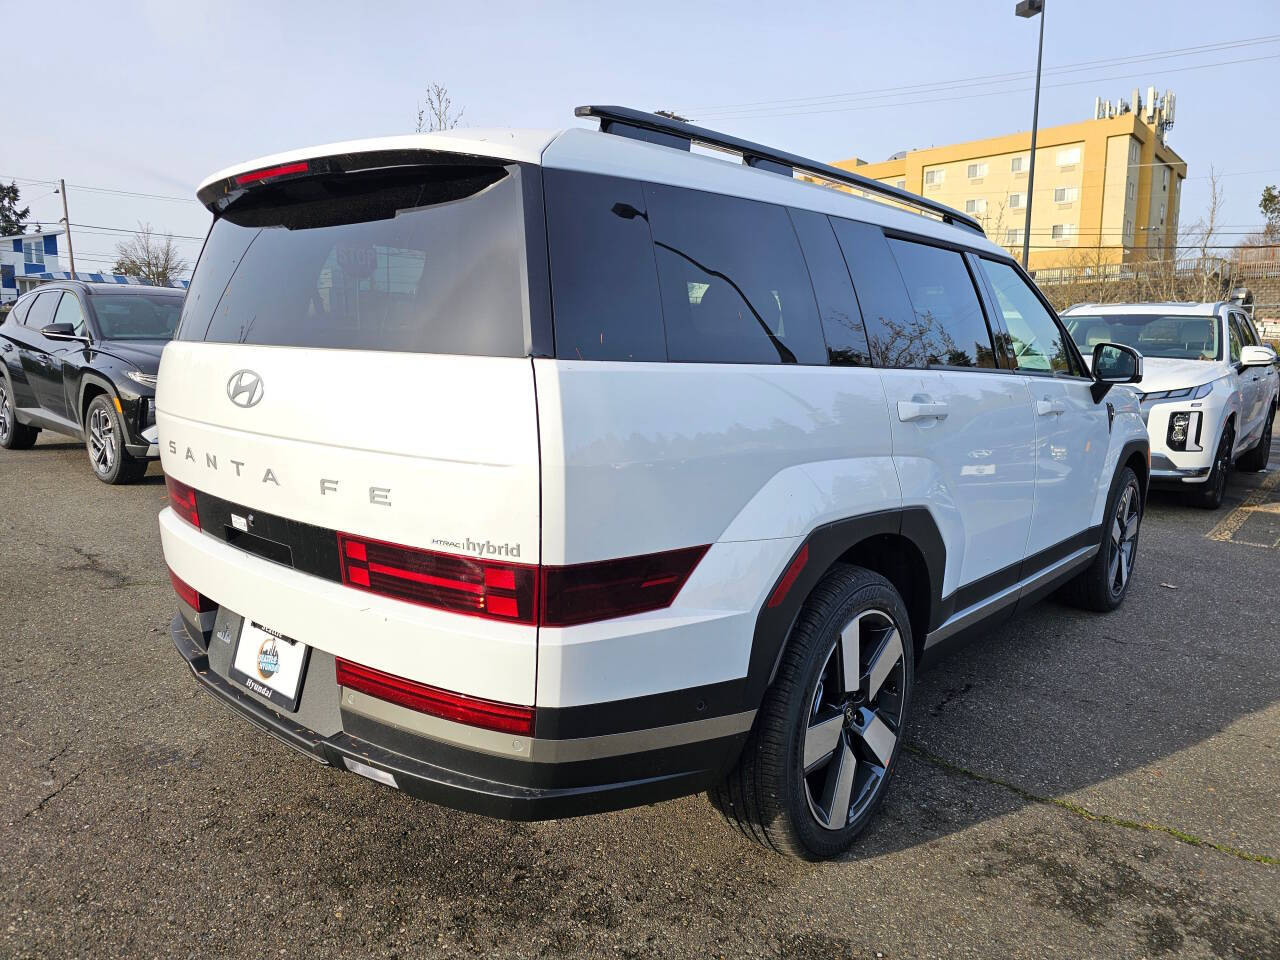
[1036,398,1066,416]
[897,400,949,422]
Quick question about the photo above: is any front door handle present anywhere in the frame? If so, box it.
[897,400,949,422]
[1036,398,1066,416]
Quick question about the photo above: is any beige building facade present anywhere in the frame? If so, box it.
[834,97,1187,271]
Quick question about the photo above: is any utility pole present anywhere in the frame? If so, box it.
[57,179,77,279]
[1016,0,1045,270]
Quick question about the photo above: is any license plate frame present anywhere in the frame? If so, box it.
[228,620,310,712]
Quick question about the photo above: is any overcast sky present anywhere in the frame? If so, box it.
[7,0,1277,274]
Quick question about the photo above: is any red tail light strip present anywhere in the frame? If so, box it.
[169,567,215,613]
[336,657,534,736]
[336,532,709,627]
[234,161,309,186]
[165,475,201,530]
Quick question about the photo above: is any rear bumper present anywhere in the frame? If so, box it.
[169,614,747,820]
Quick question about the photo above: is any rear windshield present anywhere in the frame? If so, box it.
[178,164,529,356]
[90,294,183,340]
[1064,313,1221,361]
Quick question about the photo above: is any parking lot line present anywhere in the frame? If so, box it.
[1205,468,1280,547]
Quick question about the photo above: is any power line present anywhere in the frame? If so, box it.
[0,173,198,204]
[694,52,1280,122]
[679,34,1280,114]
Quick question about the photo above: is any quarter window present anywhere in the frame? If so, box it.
[545,170,665,362]
[788,209,871,366]
[644,184,826,365]
[1227,314,1244,364]
[884,237,997,369]
[979,259,1076,374]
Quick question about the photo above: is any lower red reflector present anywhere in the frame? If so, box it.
[335,658,534,736]
[767,544,809,608]
[169,567,214,613]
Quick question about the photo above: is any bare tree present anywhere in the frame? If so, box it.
[415,83,464,133]
[112,223,189,287]
[1181,167,1226,303]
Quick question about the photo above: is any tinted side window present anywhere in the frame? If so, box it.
[978,258,1076,374]
[25,292,60,331]
[788,209,871,366]
[1227,314,1243,364]
[53,293,87,337]
[8,295,33,326]
[545,170,665,361]
[885,239,997,368]
[645,185,826,365]
[1236,313,1259,347]
[829,218,919,368]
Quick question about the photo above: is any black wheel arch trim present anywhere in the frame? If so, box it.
[745,507,945,711]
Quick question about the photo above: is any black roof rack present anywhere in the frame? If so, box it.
[575,105,986,237]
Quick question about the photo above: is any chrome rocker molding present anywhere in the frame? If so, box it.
[924,544,1099,647]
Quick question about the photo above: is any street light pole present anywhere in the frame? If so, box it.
[1016,0,1045,270]
[56,179,77,280]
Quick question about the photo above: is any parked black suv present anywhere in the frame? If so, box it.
[0,281,183,483]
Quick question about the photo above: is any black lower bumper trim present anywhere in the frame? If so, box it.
[169,615,740,820]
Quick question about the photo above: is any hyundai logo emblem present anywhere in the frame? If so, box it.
[227,370,264,408]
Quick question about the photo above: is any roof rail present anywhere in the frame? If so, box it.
[575,105,986,237]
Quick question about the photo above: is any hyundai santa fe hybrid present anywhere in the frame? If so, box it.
[1061,302,1277,509]
[0,281,183,483]
[158,107,1149,860]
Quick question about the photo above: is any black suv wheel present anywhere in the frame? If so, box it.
[0,378,40,450]
[1192,423,1234,509]
[709,565,912,860]
[85,393,148,484]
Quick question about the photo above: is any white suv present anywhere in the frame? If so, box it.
[158,107,1149,860]
[1061,302,1278,508]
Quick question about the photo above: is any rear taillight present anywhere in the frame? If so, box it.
[165,476,200,529]
[169,567,214,613]
[336,657,534,736]
[234,160,309,186]
[338,533,538,625]
[540,545,709,627]
[337,533,708,627]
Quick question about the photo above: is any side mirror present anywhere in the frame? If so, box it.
[1091,342,1142,403]
[1240,344,1278,367]
[41,322,88,343]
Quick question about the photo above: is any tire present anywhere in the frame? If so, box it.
[84,394,148,484]
[1236,404,1275,473]
[0,377,40,450]
[708,564,913,860]
[1060,466,1142,612]
[1191,423,1233,509]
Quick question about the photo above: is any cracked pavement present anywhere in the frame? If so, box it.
[2,430,1277,959]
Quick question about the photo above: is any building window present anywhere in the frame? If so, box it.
[923,169,944,186]
[894,179,906,189]
[1124,217,1133,241]
[23,242,44,266]
[1162,168,1170,192]
[1051,224,1075,240]
[1010,155,1025,173]
[1128,140,1140,164]
[1006,228,1024,245]
[1159,201,1166,225]
[966,162,988,179]
[1056,147,1081,166]
[1126,180,1136,202]
[1053,187,1078,204]
[1008,192,1025,209]
[964,198,987,214]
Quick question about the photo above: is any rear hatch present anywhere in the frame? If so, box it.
[157,152,543,704]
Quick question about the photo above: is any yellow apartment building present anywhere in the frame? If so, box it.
[834,90,1187,271]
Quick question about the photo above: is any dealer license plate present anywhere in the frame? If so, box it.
[229,621,310,712]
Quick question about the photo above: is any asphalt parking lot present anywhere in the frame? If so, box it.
[2,429,1277,960]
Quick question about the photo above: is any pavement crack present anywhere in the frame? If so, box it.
[61,545,135,589]
[19,766,87,822]
[903,743,1277,867]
